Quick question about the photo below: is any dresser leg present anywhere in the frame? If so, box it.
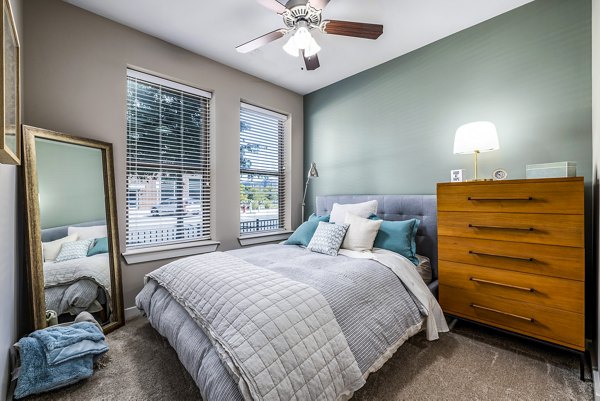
[579,351,586,381]
[448,318,459,330]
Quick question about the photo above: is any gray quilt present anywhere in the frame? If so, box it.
[136,244,425,401]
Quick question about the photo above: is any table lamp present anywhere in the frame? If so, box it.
[453,121,499,181]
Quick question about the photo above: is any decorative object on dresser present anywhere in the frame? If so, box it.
[492,168,507,180]
[0,0,20,165]
[526,161,576,179]
[453,121,499,181]
[437,177,586,379]
[301,161,319,221]
[451,169,465,182]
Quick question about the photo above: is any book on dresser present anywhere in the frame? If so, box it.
[437,177,585,355]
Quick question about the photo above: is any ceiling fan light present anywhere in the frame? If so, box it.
[283,35,300,57]
[303,35,321,57]
[294,26,312,49]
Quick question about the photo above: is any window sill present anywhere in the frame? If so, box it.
[122,240,220,265]
[238,231,293,247]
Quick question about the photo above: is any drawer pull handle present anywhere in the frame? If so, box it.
[469,224,534,232]
[470,277,535,292]
[468,196,533,201]
[469,250,534,262]
[470,303,534,323]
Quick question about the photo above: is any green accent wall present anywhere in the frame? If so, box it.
[36,138,106,229]
[304,0,591,216]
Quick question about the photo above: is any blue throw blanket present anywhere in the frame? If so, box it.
[14,322,108,399]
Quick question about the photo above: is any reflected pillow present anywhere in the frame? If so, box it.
[87,237,109,256]
[68,225,107,240]
[330,200,378,224]
[307,222,348,256]
[371,216,420,265]
[283,214,330,247]
[341,213,382,252]
[42,234,78,262]
[55,239,94,263]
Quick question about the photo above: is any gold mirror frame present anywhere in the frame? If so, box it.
[0,0,20,165]
[22,125,124,334]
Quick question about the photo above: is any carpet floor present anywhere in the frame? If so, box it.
[27,317,593,401]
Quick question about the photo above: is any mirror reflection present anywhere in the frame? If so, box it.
[36,138,114,326]
[3,3,17,157]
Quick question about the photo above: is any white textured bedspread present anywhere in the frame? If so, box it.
[145,251,365,401]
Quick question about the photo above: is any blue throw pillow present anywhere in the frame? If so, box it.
[87,237,109,256]
[284,214,330,247]
[370,216,420,265]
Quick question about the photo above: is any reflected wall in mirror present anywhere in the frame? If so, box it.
[0,0,20,165]
[23,126,124,333]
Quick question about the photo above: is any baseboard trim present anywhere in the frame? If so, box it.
[124,306,142,321]
[593,368,600,400]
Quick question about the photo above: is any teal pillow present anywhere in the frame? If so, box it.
[370,216,420,265]
[284,214,330,247]
[87,237,109,256]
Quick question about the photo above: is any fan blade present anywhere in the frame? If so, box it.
[302,50,320,71]
[309,0,330,10]
[322,20,383,40]
[257,0,287,14]
[236,29,287,53]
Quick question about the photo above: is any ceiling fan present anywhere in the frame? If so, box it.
[236,0,384,71]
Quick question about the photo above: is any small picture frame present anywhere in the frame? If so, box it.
[451,169,465,183]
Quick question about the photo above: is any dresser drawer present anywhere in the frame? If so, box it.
[440,285,584,350]
[438,211,583,247]
[437,179,583,215]
[438,236,584,280]
[438,261,584,313]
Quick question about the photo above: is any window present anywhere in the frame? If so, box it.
[126,69,211,249]
[240,103,287,235]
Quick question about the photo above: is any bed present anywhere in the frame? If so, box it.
[41,220,112,323]
[136,195,446,401]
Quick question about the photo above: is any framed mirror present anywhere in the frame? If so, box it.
[23,125,124,333]
[0,0,20,165]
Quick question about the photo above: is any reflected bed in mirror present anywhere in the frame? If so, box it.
[23,126,124,334]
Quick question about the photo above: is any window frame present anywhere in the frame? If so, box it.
[239,102,289,238]
[123,69,215,260]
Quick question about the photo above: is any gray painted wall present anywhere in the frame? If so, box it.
[22,0,304,309]
[36,138,106,229]
[304,0,592,216]
[0,0,22,399]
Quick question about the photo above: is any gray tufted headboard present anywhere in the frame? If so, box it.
[41,220,107,243]
[316,195,438,287]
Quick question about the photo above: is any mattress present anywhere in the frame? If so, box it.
[137,244,427,400]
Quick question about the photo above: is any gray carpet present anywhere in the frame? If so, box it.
[27,317,593,401]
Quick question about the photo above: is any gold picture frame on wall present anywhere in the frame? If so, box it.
[0,0,19,165]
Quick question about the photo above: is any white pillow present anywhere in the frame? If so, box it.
[330,200,378,224]
[68,225,107,240]
[42,234,78,262]
[342,213,382,252]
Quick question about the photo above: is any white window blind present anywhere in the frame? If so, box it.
[240,103,287,234]
[126,69,211,249]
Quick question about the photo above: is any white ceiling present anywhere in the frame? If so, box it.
[64,0,533,95]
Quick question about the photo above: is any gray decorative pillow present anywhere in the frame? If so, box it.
[307,222,349,256]
[55,239,93,263]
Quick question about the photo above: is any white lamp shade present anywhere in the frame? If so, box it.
[283,27,321,58]
[453,121,499,154]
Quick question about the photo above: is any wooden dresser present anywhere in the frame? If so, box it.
[437,177,585,352]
